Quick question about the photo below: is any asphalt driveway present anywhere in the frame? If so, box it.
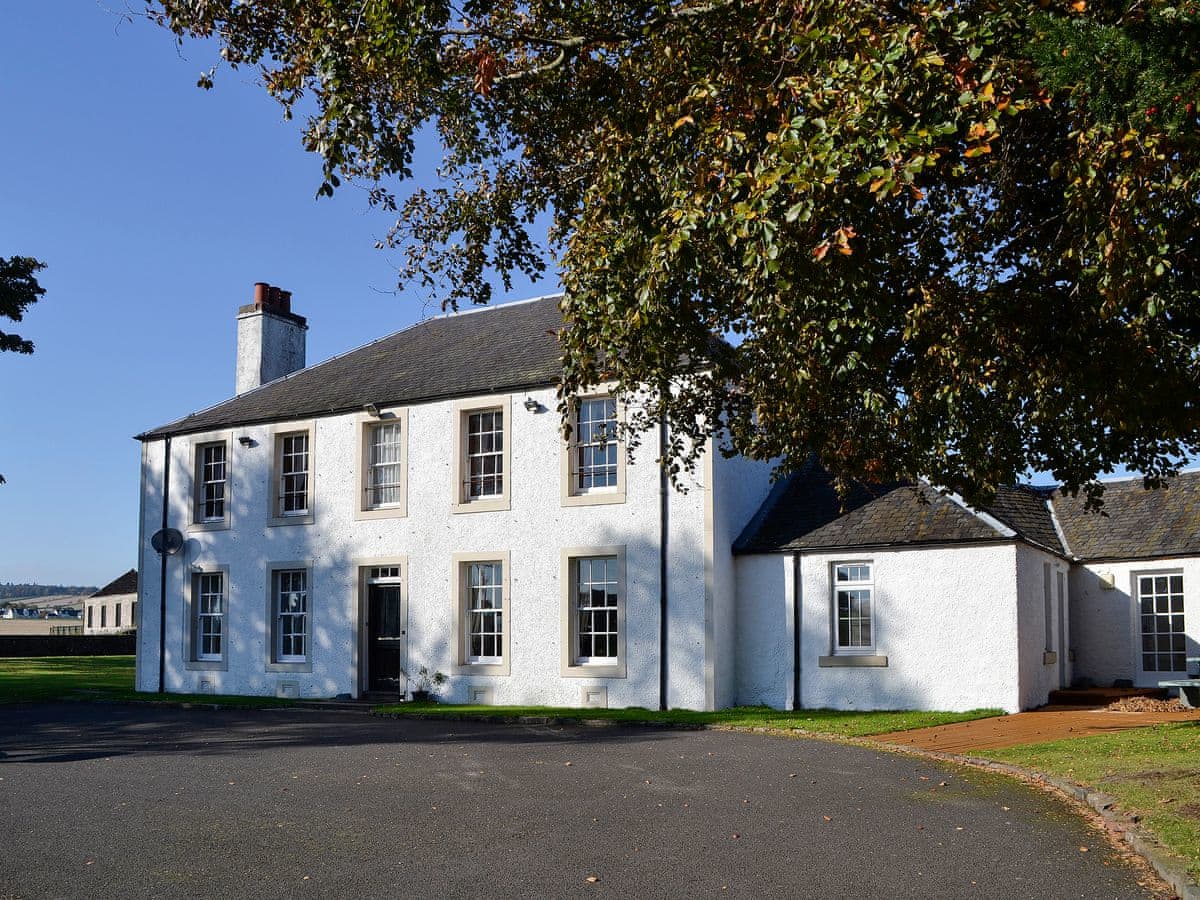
[0,704,1156,898]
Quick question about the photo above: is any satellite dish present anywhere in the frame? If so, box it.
[151,528,185,556]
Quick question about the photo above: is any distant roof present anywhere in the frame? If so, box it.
[1052,471,1200,561]
[92,569,137,598]
[734,458,1062,555]
[139,296,565,439]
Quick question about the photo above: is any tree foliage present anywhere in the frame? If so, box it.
[0,254,46,485]
[147,0,1200,504]
[0,256,46,355]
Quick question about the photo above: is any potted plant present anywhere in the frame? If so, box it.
[402,666,446,703]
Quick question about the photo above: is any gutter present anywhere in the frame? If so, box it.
[158,436,171,694]
[659,416,669,711]
[792,553,801,711]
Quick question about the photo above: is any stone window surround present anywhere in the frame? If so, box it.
[265,560,314,673]
[560,392,627,507]
[560,544,627,679]
[450,395,512,514]
[450,550,512,676]
[819,559,888,668]
[183,563,230,672]
[188,431,233,533]
[267,421,316,527]
[355,407,409,520]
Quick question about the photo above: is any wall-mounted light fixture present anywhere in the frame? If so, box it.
[364,402,382,418]
[523,397,540,413]
[238,435,254,447]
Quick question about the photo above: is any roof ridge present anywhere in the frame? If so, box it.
[925,484,1018,539]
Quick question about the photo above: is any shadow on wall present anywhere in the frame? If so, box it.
[152,437,360,700]
[1068,567,1135,686]
[149,436,708,708]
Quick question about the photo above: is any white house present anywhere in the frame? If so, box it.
[733,460,1200,712]
[134,284,1199,712]
[85,569,138,635]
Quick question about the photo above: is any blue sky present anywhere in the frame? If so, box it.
[0,4,544,586]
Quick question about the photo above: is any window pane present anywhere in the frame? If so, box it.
[466,410,504,499]
[276,570,308,661]
[466,562,503,660]
[368,422,403,507]
[280,434,309,513]
[574,398,618,491]
[1137,574,1186,672]
[195,572,224,660]
[200,443,227,520]
[575,556,618,661]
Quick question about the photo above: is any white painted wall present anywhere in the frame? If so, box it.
[736,544,1028,713]
[1071,556,1200,687]
[709,449,776,709]
[137,385,722,708]
[1014,545,1070,710]
[235,310,306,395]
[801,544,1028,713]
[83,593,136,635]
[733,553,793,709]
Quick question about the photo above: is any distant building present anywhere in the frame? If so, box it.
[85,570,138,635]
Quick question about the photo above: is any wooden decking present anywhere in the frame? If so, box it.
[874,705,1200,753]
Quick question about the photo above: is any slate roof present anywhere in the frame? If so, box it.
[92,569,138,598]
[734,458,1030,554]
[735,458,1200,561]
[987,485,1063,553]
[1051,471,1200,561]
[139,296,565,439]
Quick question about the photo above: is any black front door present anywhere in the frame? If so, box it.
[367,583,405,692]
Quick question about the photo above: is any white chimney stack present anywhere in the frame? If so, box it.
[236,282,307,395]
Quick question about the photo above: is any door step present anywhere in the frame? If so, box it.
[1049,686,1168,706]
[363,690,405,703]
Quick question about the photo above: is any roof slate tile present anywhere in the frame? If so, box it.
[139,296,564,439]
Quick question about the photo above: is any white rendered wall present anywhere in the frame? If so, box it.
[137,385,716,707]
[795,544,1024,713]
[709,449,776,708]
[83,593,136,635]
[235,311,306,395]
[733,553,794,709]
[1071,556,1200,687]
[1013,545,1071,710]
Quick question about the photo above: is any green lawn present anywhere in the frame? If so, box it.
[982,722,1200,880]
[375,701,1003,737]
[0,656,293,708]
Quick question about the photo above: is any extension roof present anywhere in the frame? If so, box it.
[138,296,564,440]
[1051,471,1200,561]
[92,569,138,598]
[736,460,1200,562]
[734,458,1064,556]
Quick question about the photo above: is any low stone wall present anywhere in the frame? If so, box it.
[0,633,136,658]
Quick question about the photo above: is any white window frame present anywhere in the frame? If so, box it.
[184,565,229,671]
[451,551,511,676]
[190,436,232,531]
[357,408,409,519]
[561,393,626,506]
[560,545,627,679]
[269,423,315,526]
[451,396,511,513]
[831,561,875,656]
[266,562,313,672]
[1134,570,1187,675]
